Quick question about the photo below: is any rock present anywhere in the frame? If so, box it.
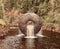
[19,12,42,35]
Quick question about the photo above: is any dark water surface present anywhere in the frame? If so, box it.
[0,30,60,49]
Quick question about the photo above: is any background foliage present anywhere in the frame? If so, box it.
[0,0,60,27]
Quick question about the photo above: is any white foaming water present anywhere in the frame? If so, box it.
[36,28,46,37]
[16,30,24,37]
[25,25,37,38]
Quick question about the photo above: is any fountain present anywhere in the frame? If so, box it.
[19,12,42,38]
[25,21,37,38]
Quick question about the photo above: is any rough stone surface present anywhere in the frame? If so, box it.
[19,12,42,35]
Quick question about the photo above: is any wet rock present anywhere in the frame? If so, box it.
[19,12,42,35]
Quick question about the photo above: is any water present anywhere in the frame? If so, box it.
[0,26,60,49]
[0,30,60,49]
[25,25,37,38]
[16,30,24,37]
[26,38,35,49]
[36,28,46,37]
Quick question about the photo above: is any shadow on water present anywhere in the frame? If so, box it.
[0,30,60,49]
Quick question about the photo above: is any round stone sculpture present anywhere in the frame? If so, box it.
[19,13,42,35]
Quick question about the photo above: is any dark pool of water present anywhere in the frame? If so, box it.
[0,30,60,49]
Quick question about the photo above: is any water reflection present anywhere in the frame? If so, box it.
[3,36,22,49]
[0,30,60,49]
[26,38,35,49]
[21,30,60,49]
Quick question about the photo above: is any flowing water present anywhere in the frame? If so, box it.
[36,28,46,37]
[25,25,37,38]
